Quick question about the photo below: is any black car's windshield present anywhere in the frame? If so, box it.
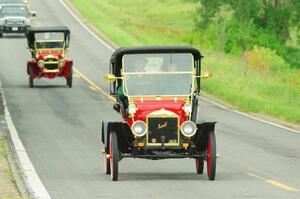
[34,32,65,49]
[35,41,64,49]
[0,5,28,17]
[123,53,194,96]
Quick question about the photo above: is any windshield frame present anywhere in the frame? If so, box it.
[34,39,65,50]
[121,53,195,97]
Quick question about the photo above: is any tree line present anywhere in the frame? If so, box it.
[196,0,300,67]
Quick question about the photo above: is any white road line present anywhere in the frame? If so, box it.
[0,82,51,199]
[200,96,300,134]
[58,0,114,52]
[59,0,300,135]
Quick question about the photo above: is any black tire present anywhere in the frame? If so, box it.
[104,153,111,175]
[67,65,73,88]
[195,158,204,174]
[206,131,216,180]
[28,66,34,88]
[0,33,3,38]
[109,131,119,181]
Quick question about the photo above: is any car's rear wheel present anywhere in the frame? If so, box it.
[67,65,73,88]
[28,66,34,88]
[104,153,111,174]
[195,157,204,174]
[109,131,119,181]
[206,131,216,180]
[0,33,3,38]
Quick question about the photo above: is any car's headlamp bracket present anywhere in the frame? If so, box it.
[183,103,192,115]
[128,103,137,114]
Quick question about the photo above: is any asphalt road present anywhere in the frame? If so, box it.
[0,0,300,198]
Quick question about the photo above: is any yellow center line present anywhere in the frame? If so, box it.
[247,172,299,192]
[74,68,116,103]
[89,85,97,91]
[73,73,81,78]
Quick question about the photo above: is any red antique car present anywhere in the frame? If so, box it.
[102,46,217,181]
[26,27,73,88]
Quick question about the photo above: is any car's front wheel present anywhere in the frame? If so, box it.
[109,131,119,181]
[28,66,34,88]
[206,131,216,180]
[195,157,204,174]
[66,65,73,88]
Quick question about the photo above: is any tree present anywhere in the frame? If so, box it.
[197,0,300,46]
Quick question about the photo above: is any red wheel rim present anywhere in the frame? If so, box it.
[109,135,113,174]
[104,154,108,170]
[207,136,211,177]
[196,159,200,167]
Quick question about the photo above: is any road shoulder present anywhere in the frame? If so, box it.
[0,121,24,199]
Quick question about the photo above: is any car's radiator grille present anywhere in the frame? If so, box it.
[147,117,179,146]
[44,58,58,62]
[6,20,24,26]
[44,63,58,70]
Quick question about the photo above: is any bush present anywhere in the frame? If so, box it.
[244,46,290,73]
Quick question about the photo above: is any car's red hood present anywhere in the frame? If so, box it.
[127,99,188,126]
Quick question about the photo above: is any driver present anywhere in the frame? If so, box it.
[115,57,147,116]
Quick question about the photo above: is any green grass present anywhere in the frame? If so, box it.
[69,0,300,124]
[0,137,8,158]
[0,137,22,199]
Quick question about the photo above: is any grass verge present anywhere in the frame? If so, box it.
[68,0,300,124]
[0,136,22,199]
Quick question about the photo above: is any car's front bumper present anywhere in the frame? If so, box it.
[0,25,30,34]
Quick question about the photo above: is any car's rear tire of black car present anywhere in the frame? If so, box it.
[104,153,111,174]
[109,131,119,181]
[195,158,204,174]
[28,66,34,88]
[0,33,3,38]
[206,131,216,180]
[67,66,73,88]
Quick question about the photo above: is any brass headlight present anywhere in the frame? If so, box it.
[131,121,147,137]
[58,60,65,67]
[181,121,197,137]
[37,60,44,68]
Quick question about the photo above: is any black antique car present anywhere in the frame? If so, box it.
[102,46,217,181]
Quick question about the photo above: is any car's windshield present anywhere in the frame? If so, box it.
[0,5,28,17]
[0,0,25,3]
[123,53,194,96]
[34,32,64,49]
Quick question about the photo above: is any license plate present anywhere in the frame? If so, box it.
[12,27,18,31]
